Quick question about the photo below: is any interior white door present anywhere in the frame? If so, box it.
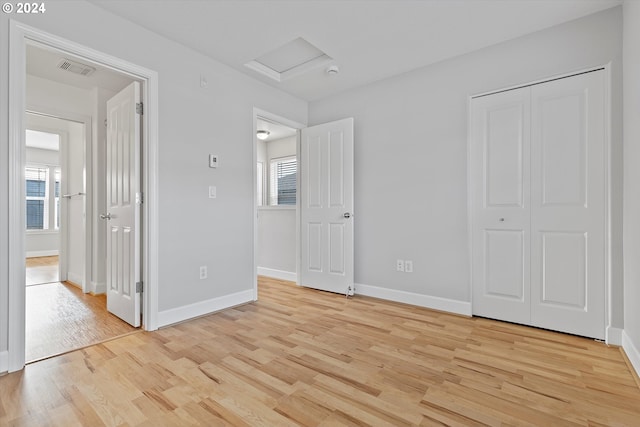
[471,87,532,324]
[105,81,141,327]
[530,71,605,339]
[300,118,354,294]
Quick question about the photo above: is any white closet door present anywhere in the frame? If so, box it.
[530,71,605,339]
[471,87,531,324]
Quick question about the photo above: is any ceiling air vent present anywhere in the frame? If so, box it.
[56,58,96,77]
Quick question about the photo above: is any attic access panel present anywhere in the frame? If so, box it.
[245,37,332,82]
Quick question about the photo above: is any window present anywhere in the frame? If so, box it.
[25,165,60,231]
[269,156,297,205]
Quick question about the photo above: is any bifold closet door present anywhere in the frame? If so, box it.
[470,86,531,325]
[530,71,605,339]
[471,70,606,339]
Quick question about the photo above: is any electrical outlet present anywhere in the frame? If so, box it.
[199,266,207,279]
[405,260,413,273]
[396,259,405,272]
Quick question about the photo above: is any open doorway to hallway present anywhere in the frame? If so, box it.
[256,116,299,286]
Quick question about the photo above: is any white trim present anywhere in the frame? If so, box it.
[67,272,84,287]
[355,283,472,316]
[0,351,8,374]
[606,326,623,346]
[622,330,640,379]
[157,289,255,328]
[92,281,106,295]
[257,267,297,282]
[26,250,59,258]
[8,20,160,372]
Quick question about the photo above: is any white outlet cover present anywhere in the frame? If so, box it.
[209,186,216,198]
[405,260,413,273]
[209,154,218,168]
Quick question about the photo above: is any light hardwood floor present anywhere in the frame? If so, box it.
[26,281,138,362]
[25,256,137,362]
[25,255,59,286]
[1,276,639,426]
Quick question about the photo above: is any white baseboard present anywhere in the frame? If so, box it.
[26,250,58,258]
[622,330,640,379]
[67,272,83,287]
[157,289,255,328]
[257,267,297,282]
[91,281,106,295]
[0,351,8,374]
[355,283,472,316]
[606,326,623,346]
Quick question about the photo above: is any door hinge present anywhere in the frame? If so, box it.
[136,102,143,115]
[136,192,144,205]
[136,281,143,293]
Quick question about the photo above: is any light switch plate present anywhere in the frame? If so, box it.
[209,186,216,199]
[209,154,218,168]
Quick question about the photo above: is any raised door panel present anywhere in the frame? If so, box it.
[484,230,524,300]
[485,105,525,208]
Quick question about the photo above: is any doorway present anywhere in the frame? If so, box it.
[22,53,140,362]
[255,116,299,284]
[7,21,160,372]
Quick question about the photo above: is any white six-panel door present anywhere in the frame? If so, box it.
[300,118,354,294]
[105,81,141,327]
[471,70,606,339]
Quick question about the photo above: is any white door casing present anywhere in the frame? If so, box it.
[471,86,532,325]
[105,81,141,327]
[470,69,606,339]
[530,71,605,339]
[300,118,354,294]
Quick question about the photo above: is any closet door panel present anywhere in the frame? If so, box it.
[530,70,605,339]
[471,87,531,324]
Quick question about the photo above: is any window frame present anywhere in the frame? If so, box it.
[269,155,297,206]
[25,163,60,234]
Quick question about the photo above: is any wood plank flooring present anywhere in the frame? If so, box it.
[2,276,639,426]
[25,255,59,286]
[26,281,138,362]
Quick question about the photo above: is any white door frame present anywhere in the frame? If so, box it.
[467,63,614,343]
[25,109,92,292]
[8,20,160,372]
[252,108,305,299]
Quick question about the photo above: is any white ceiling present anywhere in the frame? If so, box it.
[257,118,297,142]
[89,0,621,102]
[26,43,135,93]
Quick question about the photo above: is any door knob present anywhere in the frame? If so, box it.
[343,212,352,219]
[100,213,112,220]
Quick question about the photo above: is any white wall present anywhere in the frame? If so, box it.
[257,208,297,279]
[0,0,308,359]
[309,8,623,317]
[622,0,640,375]
[65,120,85,285]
